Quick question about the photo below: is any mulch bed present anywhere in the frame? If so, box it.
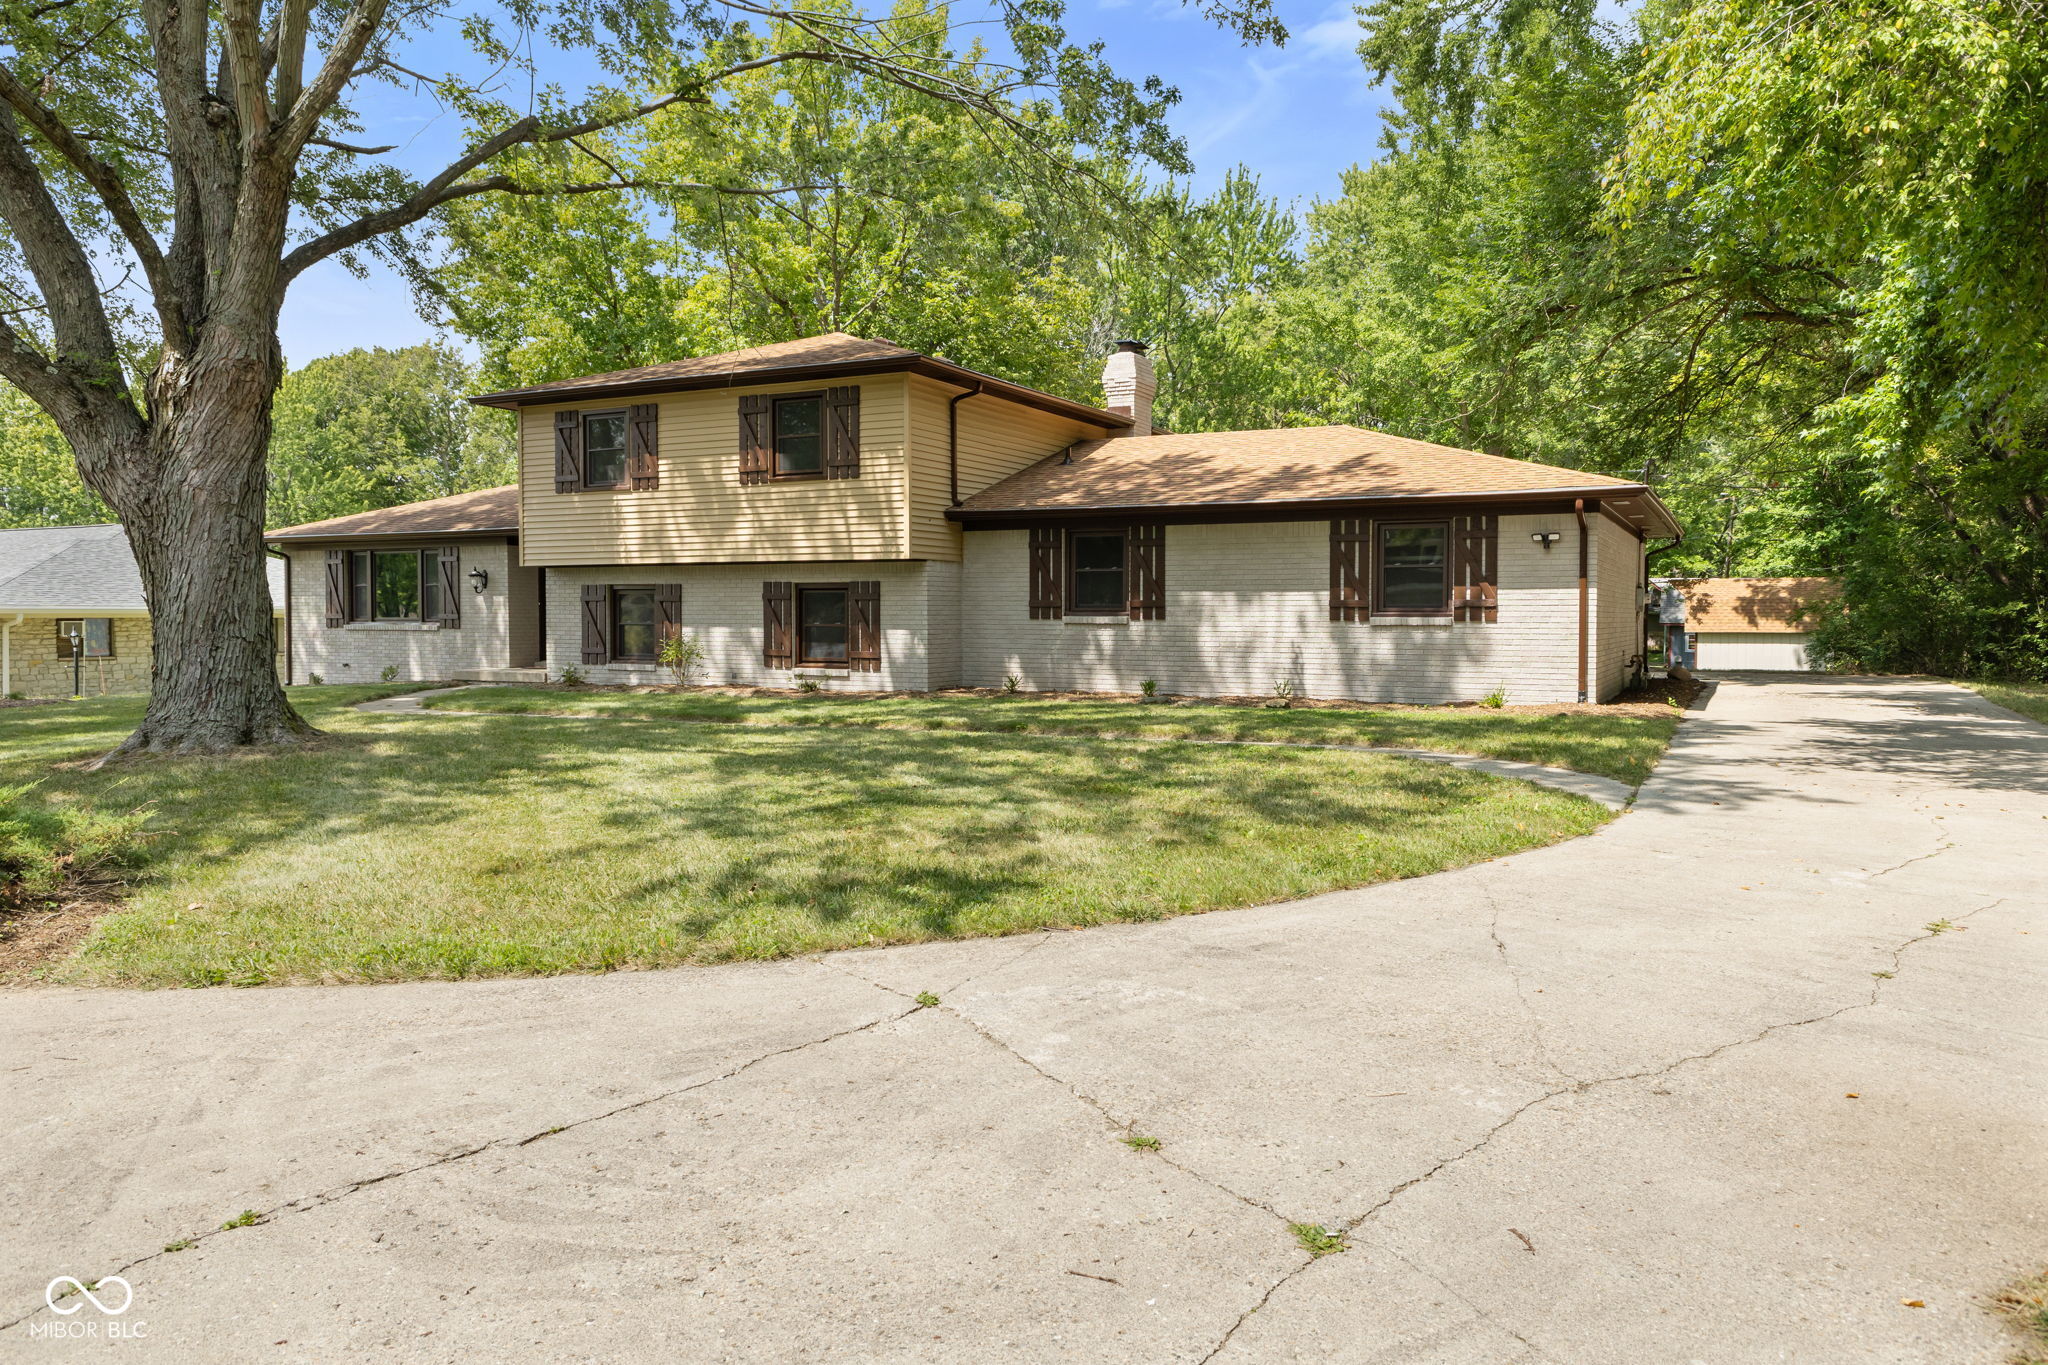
[0,883,123,986]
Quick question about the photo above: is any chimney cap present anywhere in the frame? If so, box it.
[1113,339,1149,355]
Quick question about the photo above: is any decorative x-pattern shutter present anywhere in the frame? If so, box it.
[581,584,609,664]
[628,403,660,490]
[824,386,861,480]
[324,549,346,627]
[849,581,881,672]
[655,582,682,645]
[1028,528,1063,620]
[554,410,582,493]
[762,581,793,667]
[1127,524,1165,620]
[1451,514,1499,622]
[436,545,461,626]
[1330,519,1371,622]
[738,394,771,484]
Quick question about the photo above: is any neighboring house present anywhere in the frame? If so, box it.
[1655,576,1837,671]
[267,334,1682,704]
[0,523,286,698]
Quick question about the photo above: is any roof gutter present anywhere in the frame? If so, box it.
[1576,497,1590,703]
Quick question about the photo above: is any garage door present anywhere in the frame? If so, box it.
[1694,632,1813,671]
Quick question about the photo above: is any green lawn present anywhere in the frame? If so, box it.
[1961,679,2048,726]
[421,686,1678,786]
[3,685,1615,988]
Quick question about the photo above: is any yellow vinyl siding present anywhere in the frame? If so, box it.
[905,375,1113,561]
[518,375,910,566]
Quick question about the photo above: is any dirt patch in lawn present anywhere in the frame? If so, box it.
[0,885,125,985]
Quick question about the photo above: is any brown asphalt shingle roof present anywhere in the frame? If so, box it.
[473,334,918,401]
[1675,577,1837,632]
[955,425,1678,533]
[267,486,518,540]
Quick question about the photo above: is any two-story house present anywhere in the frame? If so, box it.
[267,333,1680,704]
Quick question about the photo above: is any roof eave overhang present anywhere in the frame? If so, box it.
[468,356,1130,431]
[949,484,1680,535]
[266,527,519,544]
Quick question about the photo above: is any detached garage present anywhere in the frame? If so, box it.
[1669,577,1836,672]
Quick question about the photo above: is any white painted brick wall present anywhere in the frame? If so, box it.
[1592,514,1646,700]
[543,560,947,692]
[286,541,522,684]
[957,514,1624,705]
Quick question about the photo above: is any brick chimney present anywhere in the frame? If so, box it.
[1102,340,1155,438]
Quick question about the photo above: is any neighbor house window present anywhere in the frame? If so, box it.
[1068,530,1127,613]
[346,548,449,623]
[55,618,114,658]
[582,410,629,488]
[1375,522,1450,614]
[612,586,658,662]
[772,395,824,477]
[797,585,848,665]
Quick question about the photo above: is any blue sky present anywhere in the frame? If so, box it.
[277,0,1389,365]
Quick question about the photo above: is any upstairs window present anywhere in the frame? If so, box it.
[772,395,824,477]
[1376,522,1450,614]
[1068,531,1127,613]
[582,411,629,488]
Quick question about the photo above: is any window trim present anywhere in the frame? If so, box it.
[55,617,115,659]
[1065,526,1129,617]
[794,581,851,668]
[607,584,660,663]
[1372,518,1453,616]
[578,407,632,490]
[343,547,446,624]
[770,391,828,481]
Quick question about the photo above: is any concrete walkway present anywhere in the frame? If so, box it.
[357,684,1639,808]
[3,676,2044,1362]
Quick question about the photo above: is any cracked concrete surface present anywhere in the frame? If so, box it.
[2,674,2044,1363]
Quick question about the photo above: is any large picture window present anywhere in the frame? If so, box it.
[582,411,629,488]
[1068,530,1127,614]
[55,618,114,658]
[1375,522,1450,614]
[612,587,658,662]
[772,395,824,477]
[797,585,848,665]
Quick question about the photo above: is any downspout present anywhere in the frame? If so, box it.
[1575,498,1589,703]
[948,384,983,507]
[266,546,291,685]
[1,612,21,696]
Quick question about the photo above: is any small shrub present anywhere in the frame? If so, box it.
[379,665,399,683]
[556,665,584,686]
[796,678,824,694]
[6,690,24,700]
[1002,674,1021,694]
[656,631,707,687]
[1139,678,1158,698]
[305,673,323,686]
[1268,678,1298,709]
[1480,685,1508,709]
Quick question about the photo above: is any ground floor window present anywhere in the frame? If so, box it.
[1068,530,1127,613]
[347,548,446,622]
[612,586,658,661]
[797,585,848,665]
[55,618,114,658]
[1375,522,1450,614]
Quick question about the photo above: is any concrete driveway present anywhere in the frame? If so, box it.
[3,676,2043,1363]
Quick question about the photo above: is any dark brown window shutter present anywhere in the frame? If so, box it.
[655,582,682,644]
[1127,524,1165,620]
[762,581,793,667]
[1452,514,1499,622]
[824,385,861,480]
[1028,527,1063,620]
[849,580,881,672]
[1330,519,1371,622]
[628,403,660,490]
[555,410,582,493]
[436,545,462,626]
[581,583,609,664]
[738,394,771,484]
[324,549,346,627]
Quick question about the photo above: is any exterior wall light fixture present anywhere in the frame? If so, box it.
[469,567,489,594]
[1530,532,1562,549]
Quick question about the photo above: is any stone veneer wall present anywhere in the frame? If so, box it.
[4,613,286,698]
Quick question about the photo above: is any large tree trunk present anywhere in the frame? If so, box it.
[87,339,316,760]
